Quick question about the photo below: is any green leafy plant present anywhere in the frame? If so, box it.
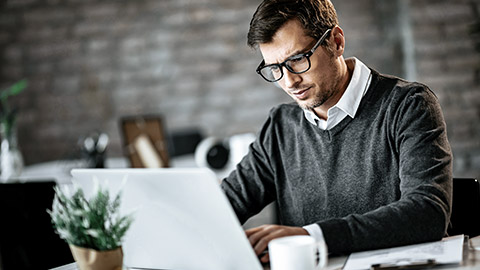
[0,79,27,138]
[48,184,134,251]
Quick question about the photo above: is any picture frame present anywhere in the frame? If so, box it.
[120,115,170,168]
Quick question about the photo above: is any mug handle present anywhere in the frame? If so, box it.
[315,240,328,269]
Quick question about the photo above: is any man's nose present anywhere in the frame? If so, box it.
[282,68,302,89]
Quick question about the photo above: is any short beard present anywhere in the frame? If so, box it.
[303,91,332,110]
[301,57,341,111]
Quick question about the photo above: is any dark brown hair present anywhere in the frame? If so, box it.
[247,0,339,48]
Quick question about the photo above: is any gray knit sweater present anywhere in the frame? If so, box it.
[221,70,453,254]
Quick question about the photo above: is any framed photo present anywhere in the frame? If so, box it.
[120,115,170,168]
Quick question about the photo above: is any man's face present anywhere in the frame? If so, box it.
[259,20,343,111]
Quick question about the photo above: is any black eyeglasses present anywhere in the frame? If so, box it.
[256,28,332,83]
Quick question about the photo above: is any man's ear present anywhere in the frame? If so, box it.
[330,26,345,56]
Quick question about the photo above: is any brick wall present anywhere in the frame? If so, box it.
[1,0,479,178]
[409,0,480,178]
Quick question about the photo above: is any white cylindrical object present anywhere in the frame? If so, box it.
[269,235,328,270]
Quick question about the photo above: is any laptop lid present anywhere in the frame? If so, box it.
[71,168,262,270]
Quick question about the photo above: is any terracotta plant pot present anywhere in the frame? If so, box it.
[69,245,123,270]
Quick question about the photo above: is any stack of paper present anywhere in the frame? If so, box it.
[343,235,465,270]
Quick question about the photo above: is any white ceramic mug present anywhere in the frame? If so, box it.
[268,235,328,270]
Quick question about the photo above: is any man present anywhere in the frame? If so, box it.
[220,0,452,262]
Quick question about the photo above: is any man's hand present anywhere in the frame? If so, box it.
[245,224,309,263]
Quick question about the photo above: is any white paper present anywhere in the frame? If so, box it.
[343,235,464,270]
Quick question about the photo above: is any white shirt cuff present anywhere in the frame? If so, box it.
[302,223,325,243]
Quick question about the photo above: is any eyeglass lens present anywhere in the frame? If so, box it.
[260,55,311,82]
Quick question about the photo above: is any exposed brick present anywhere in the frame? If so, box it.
[0,0,477,178]
[19,25,69,42]
[1,65,23,78]
[26,41,81,60]
[6,0,38,8]
[73,21,112,37]
[25,76,51,93]
[23,7,76,25]
[30,62,55,76]
[80,3,120,20]
[161,10,189,28]
[0,13,17,28]
[52,75,81,93]
[56,57,84,75]
[411,3,473,24]
[3,45,22,62]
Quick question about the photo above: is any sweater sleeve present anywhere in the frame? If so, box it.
[221,109,278,224]
[318,86,453,254]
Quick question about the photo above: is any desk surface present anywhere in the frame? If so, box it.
[51,236,480,270]
[322,236,480,270]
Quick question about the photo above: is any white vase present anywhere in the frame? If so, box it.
[0,125,24,182]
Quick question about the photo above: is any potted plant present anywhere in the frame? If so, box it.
[48,184,134,270]
[0,79,27,139]
[0,79,27,181]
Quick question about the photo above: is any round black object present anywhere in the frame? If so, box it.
[206,143,230,169]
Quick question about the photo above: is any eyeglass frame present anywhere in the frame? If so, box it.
[255,28,333,83]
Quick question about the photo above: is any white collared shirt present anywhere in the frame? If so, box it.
[303,57,372,130]
[302,57,372,242]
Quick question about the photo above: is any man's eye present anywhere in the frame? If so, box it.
[270,66,281,72]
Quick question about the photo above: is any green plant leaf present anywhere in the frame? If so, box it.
[48,184,134,251]
[1,79,27,100]
[9,79,27,96]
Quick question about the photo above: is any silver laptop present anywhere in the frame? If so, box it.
[71,168,262,270]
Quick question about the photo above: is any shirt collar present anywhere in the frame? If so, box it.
[303,57,372,125]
